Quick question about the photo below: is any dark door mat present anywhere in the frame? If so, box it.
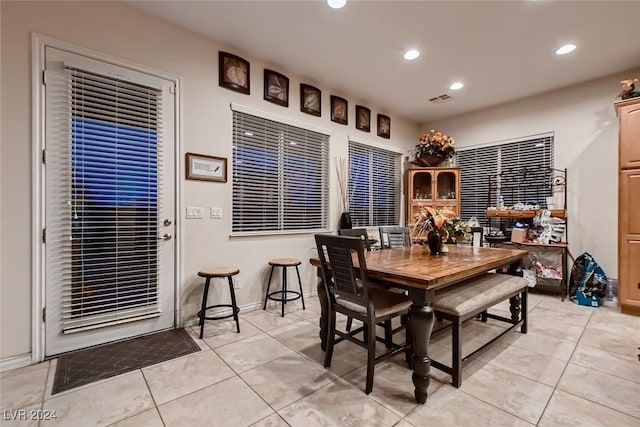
[52,328,200,394]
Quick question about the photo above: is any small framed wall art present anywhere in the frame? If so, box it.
[219,51,250,94]
[355,105,370,132]
[330,95,348,125]
[186,152,227,183]
[300,84,321,117]
[264,69,289,107]
[377,114,391,139]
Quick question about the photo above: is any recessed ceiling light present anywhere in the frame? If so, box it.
[327,0,347,9]
[449,82,464,90]
[404,49,420,60]
[555,44,576,55]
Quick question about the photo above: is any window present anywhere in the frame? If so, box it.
[232,110,329,234]
[348,141,401,227]
[457,134,554,223]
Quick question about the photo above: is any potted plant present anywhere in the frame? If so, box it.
[412,129,456,166]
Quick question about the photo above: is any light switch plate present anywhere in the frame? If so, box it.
[210,207,222,219]
[186,207,203,219]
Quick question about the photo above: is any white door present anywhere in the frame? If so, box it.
[43,47,176,355]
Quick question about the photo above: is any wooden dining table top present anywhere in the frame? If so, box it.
[310,244,528,292]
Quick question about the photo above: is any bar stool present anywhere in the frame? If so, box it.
[197,267,240,339]
[263,258,305,317]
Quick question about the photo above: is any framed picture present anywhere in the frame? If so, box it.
[300,84,321,117]
[264,69,289,107]
[377,114,391,139]
[186,152,227,183]
[355,105,370,132]
[219,51,250,95]
[330,95,348,125]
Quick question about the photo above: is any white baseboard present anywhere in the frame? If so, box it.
[182,288,318,328]
[0,353,32,373]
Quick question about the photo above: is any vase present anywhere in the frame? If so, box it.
[427,231,442,255]
[339,212,352,230]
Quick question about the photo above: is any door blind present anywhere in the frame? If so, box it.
[232,111,329,233]
[348,141,401,227]
[46,66,163,333]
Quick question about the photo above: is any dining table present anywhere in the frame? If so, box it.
[309,243,528,404]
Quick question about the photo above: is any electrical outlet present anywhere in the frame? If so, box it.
[186,207,203,219]
[210,207,222,219]
[233,277,241,289]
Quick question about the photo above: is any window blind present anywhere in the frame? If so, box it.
[46,66,163,333]
[457,135,554,223]
[348,141,401,227]
[232,111,329,233]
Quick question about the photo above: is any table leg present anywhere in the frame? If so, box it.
[509,294,521,324]
[316,269,328,351]
[408,289,435,404]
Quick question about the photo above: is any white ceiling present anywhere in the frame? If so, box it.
[128,0,640,123]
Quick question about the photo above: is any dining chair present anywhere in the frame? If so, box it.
[338,228,371,251]
[338,228,393,345]
[378,226,412,249]
[314,234,411,394]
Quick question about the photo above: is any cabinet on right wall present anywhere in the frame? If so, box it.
[616,98,640,316]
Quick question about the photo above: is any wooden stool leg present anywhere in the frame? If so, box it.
[281,266,287,317]
[228,276,240,333]
[263,266,275,310]
[199,277,211,339]
[295,265,305,309]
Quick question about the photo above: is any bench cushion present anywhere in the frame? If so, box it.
[432,274,527,316]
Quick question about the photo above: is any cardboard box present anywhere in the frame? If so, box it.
[511,228,528,243]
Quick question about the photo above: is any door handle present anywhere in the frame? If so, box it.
[159,234,172,241]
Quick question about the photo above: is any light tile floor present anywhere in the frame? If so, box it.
[2,293,640,427]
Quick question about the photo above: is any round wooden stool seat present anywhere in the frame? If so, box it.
[268,258,301,267]
[198,267,240,278]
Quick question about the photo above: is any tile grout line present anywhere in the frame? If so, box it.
[139,368,167,427]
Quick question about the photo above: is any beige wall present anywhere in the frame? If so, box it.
[0,1,418,359]
[423,67,640,279]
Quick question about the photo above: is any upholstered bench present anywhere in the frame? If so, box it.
[430,273,528,387]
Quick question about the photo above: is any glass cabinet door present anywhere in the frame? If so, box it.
[436,171,457,200]
[412,171,432,200]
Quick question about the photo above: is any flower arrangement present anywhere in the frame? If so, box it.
[619,78,640,100]
[412,206,456,237]
[412,206,470,242]
[412,129,456,166]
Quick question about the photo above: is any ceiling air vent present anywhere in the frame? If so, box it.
[429,94,453,104]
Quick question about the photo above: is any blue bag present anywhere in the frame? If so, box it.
[569,252,607,307]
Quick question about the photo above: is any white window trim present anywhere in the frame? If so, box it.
[230,103,331,136]
[31,33,183,363]
[348,134,406,155]
[457,132,554,151]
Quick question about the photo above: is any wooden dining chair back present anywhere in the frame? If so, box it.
[379,226,412,249]
[314,234,412,394]
[338,228,371,251]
